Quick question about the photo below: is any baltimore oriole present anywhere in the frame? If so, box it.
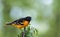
[6,16,31,29]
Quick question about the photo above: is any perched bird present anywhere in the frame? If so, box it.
[6,16,31,29]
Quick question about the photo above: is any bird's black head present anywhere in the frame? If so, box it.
[25,16,31,22]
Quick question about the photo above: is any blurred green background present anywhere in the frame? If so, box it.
[0,0,60,37]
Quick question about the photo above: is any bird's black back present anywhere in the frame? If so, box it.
[6,16,31,25]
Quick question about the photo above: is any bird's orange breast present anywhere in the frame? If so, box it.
[23,21,29,27]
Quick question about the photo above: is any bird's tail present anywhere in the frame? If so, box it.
[6,22,12,25]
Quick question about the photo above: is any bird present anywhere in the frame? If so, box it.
[6,16,31,29]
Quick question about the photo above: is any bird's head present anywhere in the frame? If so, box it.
[25,16,31,22]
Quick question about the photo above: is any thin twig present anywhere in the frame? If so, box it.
[22,27,26,37]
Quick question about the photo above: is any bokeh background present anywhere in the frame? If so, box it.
[0,0,60,37]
